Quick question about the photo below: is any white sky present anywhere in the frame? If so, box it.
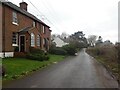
[8,0,119,43]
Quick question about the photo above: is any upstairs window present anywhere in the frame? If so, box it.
[31,33,35,47]
[43,26,45,33]
[12,32,18,46]
[12,12,18,25]
[33,21,36,27]
[39,24,42,33]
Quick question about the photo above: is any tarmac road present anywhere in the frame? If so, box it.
[3,49,118,88]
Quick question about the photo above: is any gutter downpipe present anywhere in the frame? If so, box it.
[3,3,5,58]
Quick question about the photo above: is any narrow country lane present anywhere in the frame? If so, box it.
[3,49,118,88]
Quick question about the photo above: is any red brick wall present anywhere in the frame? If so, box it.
[3,5,51,52]
[0,3,2,52]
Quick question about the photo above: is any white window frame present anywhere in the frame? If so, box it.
[12,32,18,46]
[31,33,35,47]
[33,21,36,27]
[12,11,18,25]
[37,35,40,46]
[43,26,45,33]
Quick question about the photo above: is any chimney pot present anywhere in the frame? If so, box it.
[20,2,28,11]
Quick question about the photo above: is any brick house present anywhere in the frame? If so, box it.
[0,1,51,58]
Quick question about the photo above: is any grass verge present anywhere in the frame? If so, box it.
[2,54,65,82]
[86,48,119,83]
[95,56,119,80]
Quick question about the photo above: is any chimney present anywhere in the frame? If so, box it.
[19,2,28,11]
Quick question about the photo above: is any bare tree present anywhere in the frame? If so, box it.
[95,36,103,46]
[51,34,59,40]
[87,35,97,47]
[60,32,69,39]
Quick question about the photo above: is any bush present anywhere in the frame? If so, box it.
[49,43,79,56]
[87,47,105,56]
[49,47,67,55]
[14,46,19,52]
[115,43,120,64]
[26,53,49,61]
[29,47,44,54]
[26,47,49,61]
[87,45,118,62]
[2,66,6,77]
[62,44,77,55]
[87,45,119,82]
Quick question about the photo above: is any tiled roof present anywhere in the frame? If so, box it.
[2,1,50,28]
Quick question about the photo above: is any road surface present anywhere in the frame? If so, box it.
[3,49,118,88]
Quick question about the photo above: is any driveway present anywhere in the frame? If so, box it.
[3,49,118,88]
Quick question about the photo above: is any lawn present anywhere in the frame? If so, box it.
[2,54,65,81]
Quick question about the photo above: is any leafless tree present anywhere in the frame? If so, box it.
[87,35,97,47]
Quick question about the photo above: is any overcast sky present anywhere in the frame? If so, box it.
[9,0,119,43]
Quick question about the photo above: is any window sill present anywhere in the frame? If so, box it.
[12,44,18,47]
[31,45,35,47]
[12,22,19,26]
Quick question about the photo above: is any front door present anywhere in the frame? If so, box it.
[20,36,25,52]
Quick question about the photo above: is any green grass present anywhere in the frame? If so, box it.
[95,56,119,79]
[2,54,65,81]
[49,54,65,62]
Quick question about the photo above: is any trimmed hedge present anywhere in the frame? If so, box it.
[26,47,49,61]
[49,47,67,55]
[26,53,49,61]
[49,44,78,55]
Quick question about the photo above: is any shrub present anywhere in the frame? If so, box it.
[2,66,6,77]
[87,47,105,56]
[49,47,67,55]
[87,45,118,62]
[87,45,119,82]
[26,53,49,61]
[26,47,49,61]
[62,44,77,55]
[29,47,44,54]
[115,43,120,64]
[14,46,19,52]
